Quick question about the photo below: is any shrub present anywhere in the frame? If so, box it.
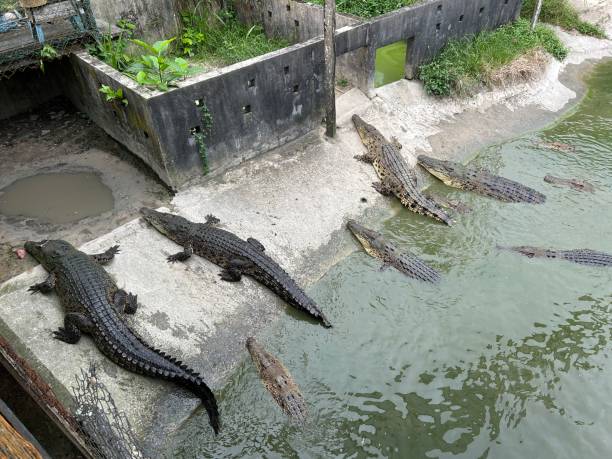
[521,0,606,38]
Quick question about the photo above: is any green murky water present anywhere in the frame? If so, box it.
[167,60,612,457]
[375,41,407,88]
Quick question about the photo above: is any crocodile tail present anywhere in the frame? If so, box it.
[179,376,220,434]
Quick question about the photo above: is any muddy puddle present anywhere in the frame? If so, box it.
[0,172,114,224]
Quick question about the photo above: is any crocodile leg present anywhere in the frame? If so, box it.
[113,289,138,314]
[219,259,253,282]
[28,272,56,294]
[354,153,374,164]
[372,181,394,196]
[91,245,120,265]
[205,214,220,225]
[53,313,93,344]
[167,243,193,263]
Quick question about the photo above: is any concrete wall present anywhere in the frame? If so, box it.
[67,0,522,190]
[90,0,188,41]
[0,61,66,120]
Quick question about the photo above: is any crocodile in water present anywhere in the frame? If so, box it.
[498,245,612,267]
[140,208,331,327]
[544,175,595,193]
[24,240,220,433]
[347,220,441,283]
[352,115,453,225]
[417,155,546,204]
[246,337,307,422]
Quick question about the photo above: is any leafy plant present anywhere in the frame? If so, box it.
[127,37,197,91]
[99,85,128,106]
[521,0,605,38]
[419,19,568,97]
[87,20,135,71]
[39,44,58,72]
[178,8,288,65]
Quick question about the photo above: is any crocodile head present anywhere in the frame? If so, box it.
[246,337,272,369]
[352,114,386,153]
[417,155,466,187]
[140,208,192,244]
[25,239,74,270]
[509,246,548,258]
[347,220,386,259]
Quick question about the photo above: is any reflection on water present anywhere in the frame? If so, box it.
[346,294,611,458]
[165,61,612,458]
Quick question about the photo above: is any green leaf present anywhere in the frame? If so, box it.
[152,37,176,55]
[131,39,157,55]
[136,71,148,84]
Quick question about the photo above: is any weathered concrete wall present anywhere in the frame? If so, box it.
[61,52,171,186]
[90,0,188,41]
[70,0,522,189]
[0,61,65,120]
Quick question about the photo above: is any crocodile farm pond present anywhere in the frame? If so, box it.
[165,60,612,458]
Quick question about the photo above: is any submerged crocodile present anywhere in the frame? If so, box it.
[140,208,331,327]
[352,115,453,225]
[417,155,546,204]
[544,175,595,193]
[347,220,441,283]
[24,240,220,433]
[246,337,307,422]
[498,245,612,267]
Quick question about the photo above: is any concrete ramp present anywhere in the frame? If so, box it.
[0,88,392,453]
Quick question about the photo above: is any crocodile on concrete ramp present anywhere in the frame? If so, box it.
[24,239,220,434]
[140,208,332,328]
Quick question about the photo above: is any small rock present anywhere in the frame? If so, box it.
[41,129,50,136]
[14,248,26,259]
[360,197,367,203]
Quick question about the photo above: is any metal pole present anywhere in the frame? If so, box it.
[530,0,543,31]
[323,0,336,137]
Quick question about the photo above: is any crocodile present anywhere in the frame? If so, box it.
[24,240,220,433]
[424,192,472,215]
[498,245,612,267]
[352,115,453,225]
[140,208,331,327]
[347,220,441,283]
[544,175,595,193]
[417,155,546,204]
[246,337,307,422]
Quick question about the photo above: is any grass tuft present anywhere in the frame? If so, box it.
[309,0,420,19]
[418,19,567,97]
[521,0,606,38]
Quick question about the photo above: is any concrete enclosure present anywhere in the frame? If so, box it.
[8,0,522,189]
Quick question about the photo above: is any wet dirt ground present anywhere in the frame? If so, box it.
[0,96,171,283]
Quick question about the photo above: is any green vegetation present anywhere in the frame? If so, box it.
[310,0,419,18]
[419,19,567,97]
[99,85,128,106]
[0,0,18,12]
[39,44,58,73]
[127,38,197,91]
[194,103,213,174]
[87,21,135,72]
[522,0,605,38]
[178,8,288,66]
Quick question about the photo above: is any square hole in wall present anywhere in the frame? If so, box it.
[459,14,464,22]
[479,6,485,14]
[286,4,291,11]
[190,126,202,135]
[437,4,442,12]
[436,23,441,31]
[242,105,252,114]
[284,65,290,75]
[195,98,204,107]
[504,0,509,4]
[143,130,149,139]
[294,19,299,27]
[293,84,299,93]
[248,78,256,88]
[268,10,272,18]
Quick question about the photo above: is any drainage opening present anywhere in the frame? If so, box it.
[374,40,408,88]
